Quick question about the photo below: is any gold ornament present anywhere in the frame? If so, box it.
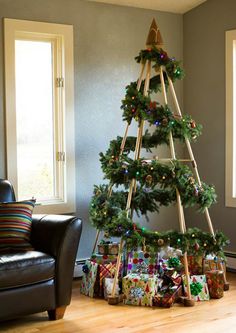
[162,118,168,126]
[189,176,195,185]
[104,232,110,238]
[157,238,164,246]
[145,174,153,184]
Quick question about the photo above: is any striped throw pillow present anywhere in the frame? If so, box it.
[0,200,35,251]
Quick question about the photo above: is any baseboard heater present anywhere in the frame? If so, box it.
[225,251,236,272]
[73,258,88,278]
[74,252,236,278]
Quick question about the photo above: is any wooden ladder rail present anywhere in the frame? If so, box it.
[159,66,194,306]
[109,61,151,303]
[92,62,147,254]
[167,74,229,289]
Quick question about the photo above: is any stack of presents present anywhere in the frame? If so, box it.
[81,241,226,307]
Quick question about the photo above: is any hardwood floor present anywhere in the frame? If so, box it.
[1,273,236,333]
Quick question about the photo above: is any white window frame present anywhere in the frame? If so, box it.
[4,18,76,214]
[225,30,236,207]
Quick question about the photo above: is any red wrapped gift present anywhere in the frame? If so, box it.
[180,255,203,275]
[205,270,224,299]
[153,285,182,308]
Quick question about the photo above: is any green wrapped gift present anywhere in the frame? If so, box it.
[122,273,158,307]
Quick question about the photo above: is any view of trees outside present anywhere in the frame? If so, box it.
[15,40,55,201]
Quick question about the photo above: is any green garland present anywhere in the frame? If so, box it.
[98,158,216,211]
[90,200,229,257]
[121,82,202,143]
[135,46,184,82]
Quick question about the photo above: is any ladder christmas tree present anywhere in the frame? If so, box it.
[89,19,229,305]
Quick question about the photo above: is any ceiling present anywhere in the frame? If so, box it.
[87,0,207,14]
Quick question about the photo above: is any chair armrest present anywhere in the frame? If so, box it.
[31,214,82,306]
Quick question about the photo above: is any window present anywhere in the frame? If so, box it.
[4,18,75,214]
[226,30,236,207]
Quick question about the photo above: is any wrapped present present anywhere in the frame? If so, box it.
[94,260,123,298]
[80,260,99,298]
[158,258,183,277]
[163,271,182,287]
[180,255,203,275]
[153,285,182,308]
[203,256,226,274]
[91,253,118,265]
[122,273,158,307]
[183,275,210,301]
[98,241,119,255]
[205,270,224,299]
[99,262,123,288]
[127,250,158,275]
[103,277,120,300]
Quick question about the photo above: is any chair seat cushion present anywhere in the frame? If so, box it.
[0,251,55,290]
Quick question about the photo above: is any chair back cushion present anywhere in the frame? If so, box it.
[0,179,16,202]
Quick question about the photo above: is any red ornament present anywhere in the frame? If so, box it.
[133,223,137,231]
[191,121,196,128]
[149,101,157,109]
[147,48,152,52]
[160,51,168,60]
[132,108,136,113]
[194,242,200,251]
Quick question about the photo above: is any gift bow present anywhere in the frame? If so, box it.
[190,281,203,296]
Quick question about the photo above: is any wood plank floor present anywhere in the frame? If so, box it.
[1,273,236,333]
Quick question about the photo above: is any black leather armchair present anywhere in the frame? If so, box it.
[0,179,82,321]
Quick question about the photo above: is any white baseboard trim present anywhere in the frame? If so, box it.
[225,252,236,271]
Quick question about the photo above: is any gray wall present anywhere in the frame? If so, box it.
[0,0,183,259]
[184,0,236,252]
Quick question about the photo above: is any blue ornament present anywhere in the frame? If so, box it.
[125,230,131,236]
[82,264,89,274]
